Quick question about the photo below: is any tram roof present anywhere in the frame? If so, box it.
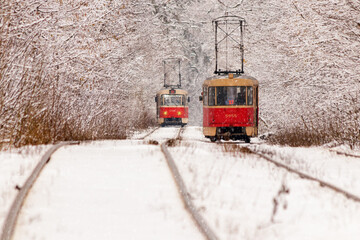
[204,74,258,86]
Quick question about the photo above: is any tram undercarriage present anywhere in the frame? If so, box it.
[204,126,255,143]
[160,117,188,127]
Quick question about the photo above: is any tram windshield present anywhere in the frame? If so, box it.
[162,94,184,106]
[208,86,253,106]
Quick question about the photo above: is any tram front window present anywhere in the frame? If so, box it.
[209,86,252,106]
[162,95,184,106]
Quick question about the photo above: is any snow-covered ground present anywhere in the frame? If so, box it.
[170,127,360,239]
[1,126,360,239]
[12,140,202,240]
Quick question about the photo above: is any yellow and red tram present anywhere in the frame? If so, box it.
[155,88,189,127]
[200,73,258,142]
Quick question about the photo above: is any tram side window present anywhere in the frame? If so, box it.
[209,87,216,106]
[247,86,253,105]
[203,87,208,106]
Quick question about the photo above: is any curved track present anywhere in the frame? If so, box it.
[3,127,359,240]
[1,141,79,240]
[210,140,360,204]
[1,128,218,240]
[140,126,218,239]
[329,149,360,159]
[241,144,360,203]
[137,126,160,140]
[161,127,218,240]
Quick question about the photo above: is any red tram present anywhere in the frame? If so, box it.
[200,15,259,142]
[155,88,189,127]
[200,73,258,142]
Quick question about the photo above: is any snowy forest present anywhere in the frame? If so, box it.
[1,0,359,148]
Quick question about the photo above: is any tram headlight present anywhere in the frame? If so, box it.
[164,111,168,115]
[177,111,182,116]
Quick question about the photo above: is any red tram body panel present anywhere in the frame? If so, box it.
[155,88,189,126]
[200,74,259,142]
[159,106,188,119]
[203,107,254,127]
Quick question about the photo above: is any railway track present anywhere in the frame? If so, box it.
[1,127,218,240]
[210,140,360,204]
[1,141,79,240]
[140,125,218,240]
[137,126,160,140]
[240,144,360,203]
[161,127,218,240]
[3,126,359,240]
[329,149,360,159]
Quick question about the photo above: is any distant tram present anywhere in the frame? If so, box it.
[155,88,189,127]
[156,58,190,127]
[200,73,258,142]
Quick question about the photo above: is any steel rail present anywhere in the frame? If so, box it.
[248,148,360,203]
[139,125,182,142]
[161,127,218,240]
[137,126,160,140]
[329,149,360,159]
[1,141,79,240]
[176,125,185,140]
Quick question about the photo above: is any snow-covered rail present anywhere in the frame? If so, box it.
[160,127,218,240]
[139,125,183,144]
[0,141,79,240]
[247,146,360,203]
[137,126,160,140]
[329,149,360,159]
